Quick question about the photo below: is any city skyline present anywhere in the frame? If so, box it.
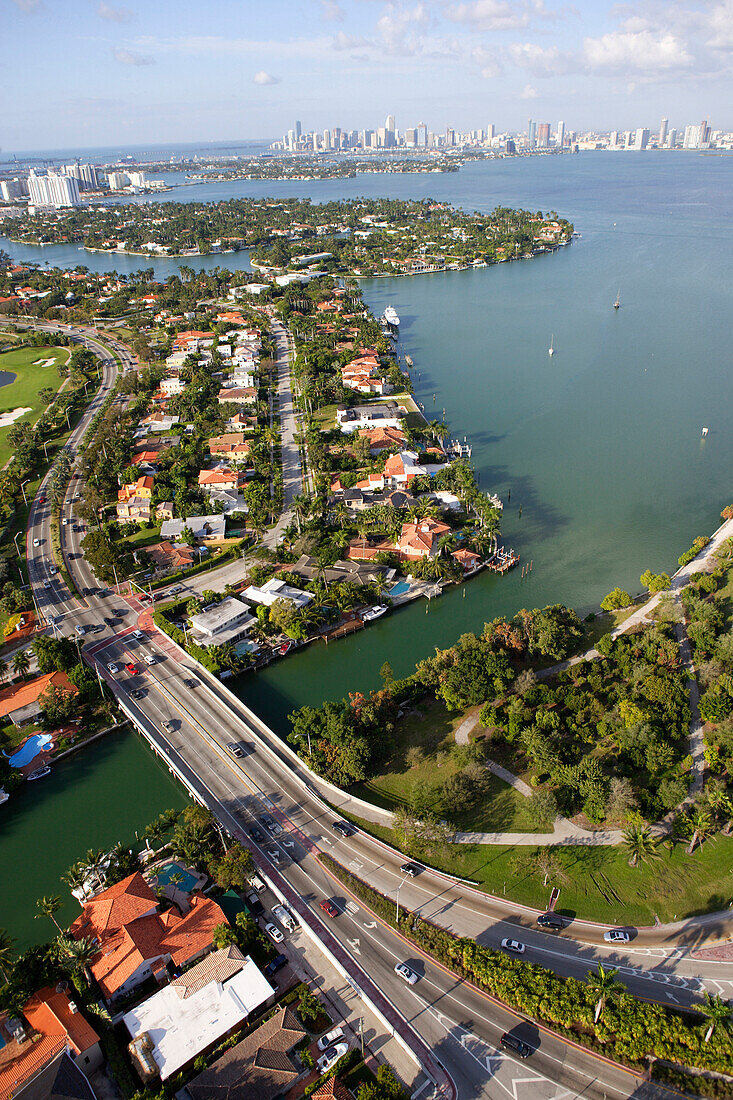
[3,0,733,150]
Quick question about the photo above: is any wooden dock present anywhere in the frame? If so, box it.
[485,548,520,574]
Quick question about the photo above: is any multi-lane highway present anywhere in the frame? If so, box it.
[16,321,708,1098]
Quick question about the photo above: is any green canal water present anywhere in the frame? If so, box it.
[0,731,188,950]
[2,151,732,943]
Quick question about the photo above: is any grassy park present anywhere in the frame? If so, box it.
[0,345,68,467]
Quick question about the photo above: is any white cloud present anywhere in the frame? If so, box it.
[113,47,153,65]
[98,1,133,22]
[519,82,538,98]
[321,0,345,21]
[332,30,373,49]
[470,45,503,77]
[12,0,41,10]
[706,0,733,49]
[584,29,692,73]
[376,2,430,55]
[253,70,281,84]
[445,0,531,32]
[509,41,571,75]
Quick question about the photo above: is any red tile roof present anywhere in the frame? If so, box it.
[0,671,78,720]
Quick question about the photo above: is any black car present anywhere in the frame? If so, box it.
[400,862,422,878]
[332,821,353,838]
[263,954,288,978]
[245,890,264,916]
[500,1033,532,1058]
[537,912,565,931]
[249,826,265,844]
[132,689,145,700]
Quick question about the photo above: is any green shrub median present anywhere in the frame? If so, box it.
[319,853,733,1079]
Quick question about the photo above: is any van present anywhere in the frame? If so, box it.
[248,874,266,893]
[272,904,296,933]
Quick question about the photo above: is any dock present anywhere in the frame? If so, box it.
[485,548,520,574]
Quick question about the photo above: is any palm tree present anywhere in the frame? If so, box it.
[686,808,714,854]
[622,824,659,868]
[62,861,90,902]
[698,993,733,1043]
[0,659,7,684]
[12,650,30,680]
[586,964,624,1023]
[58,935,97,986]
[0,928,15,985]
[35,895,64,934]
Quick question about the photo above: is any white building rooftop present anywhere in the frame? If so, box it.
[242,577,312,610]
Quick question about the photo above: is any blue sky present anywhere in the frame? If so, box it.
[2,0,731,150]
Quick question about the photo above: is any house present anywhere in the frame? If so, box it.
[140,412,180,432]
[116,496,151,523]
[336,402,406,433]
[160,375,186,396]
[143,542,197,574]
[118,475,153,503]
[185,1006,306,1100]
[124,947,274,1082]
[155,501,175,521]
[198,468,242,494]
[289,554,393,588]
[383,450,427,488]
[69,872,227,1004]
[311,1079,353,1100]
[452,547,482,573]
[397,517,451,560]
[217,387,257,405]
[358,426,407,453]
[0,671,77,726]
[160,515,226,542]
[215,311,247,325]
[189,597,256,647]
[225,412,257,432]
[131,450,162,472]
[242,577,312,610]
[208,434,251,458]
[0,986,102,1100]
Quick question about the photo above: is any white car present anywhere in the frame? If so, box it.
[317,1042,349,1074]
[501,938,526,954]
[264,922,284,944]
[62,518,69,526]
[44,580,52,589]
[317,1027,345,1052]
[106,662,119,674]
[394,963,418,985]
[33,538,40,547]
[143,654,156,665]
[604,929,631,944]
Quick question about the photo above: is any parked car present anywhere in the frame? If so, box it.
[604,929,631,943]
[272,905,297,933]
[317,1027,345,1052]
[317,1042,349,1075]
[394,963,418,985]
[248,874,266,892]
[62,518,69,526]
[245,890,264,916]
[501,938,525,954]
[400,862,422,878]
[263,954,288,978]
[265,922,284,944]
[44,580,52,589]
[500,1033,532,1058]
[319,899,339,918]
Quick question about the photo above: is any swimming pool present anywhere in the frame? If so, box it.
[153,861,201,893]
[389,581,411,597]
[7,733,53,769]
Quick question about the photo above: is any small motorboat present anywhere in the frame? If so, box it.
[27,766,51,781]
[362,605,387,622]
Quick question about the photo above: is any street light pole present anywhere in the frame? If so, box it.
[21,480,30,506]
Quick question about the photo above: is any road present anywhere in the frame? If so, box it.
[16,320,700,1099]
[263,319,303,548]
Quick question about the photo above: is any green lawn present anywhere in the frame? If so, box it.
[352,697,535,832]
[312,403,337,429]
[340,807,733,924]
[116,523,162,552]
[0,345,68,467]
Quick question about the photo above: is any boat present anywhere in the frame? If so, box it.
[548,335,555,357]
[362,605,387,622]
[27,766,51,781]
[702,427,709,437]
[383,305,400,327]
[0,788,9,806]
[614,290,620,310]
[279,641,293,656]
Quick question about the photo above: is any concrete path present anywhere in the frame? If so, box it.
[262,320,303,549]
[453,711,479,746]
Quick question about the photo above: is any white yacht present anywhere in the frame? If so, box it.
[548,335,555,357]
[383,305,400,327]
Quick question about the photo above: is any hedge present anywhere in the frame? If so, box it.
[319,854,733,1077]
[678,536,711,568]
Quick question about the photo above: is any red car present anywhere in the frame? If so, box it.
[125,663,140,674]
[319,900,339,918]
[38,495,45,504]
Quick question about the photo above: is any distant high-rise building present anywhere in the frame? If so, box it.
[683,124,699,149]
[385,114,395,134]
[556,120,565,148]
[667,128,677,149]
[416,121,428,147]
[63,163,99,191]
[107,171,129,190]
[486,123,495,142]
[527,119,537,147]
[633,128,649,150]
[445,127,456,147]
[295,119,302,140]
[659,118,668,146]
[609,130,619,148]
[538,122,550,147]
[323,129,332,151]
[0,178,27,200]
[377,126,387,147]
[28,170,80,207]
[404,128,417,146]
[699,119,709,145]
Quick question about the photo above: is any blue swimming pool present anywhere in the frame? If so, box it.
[389,581,411,597]
[7,733,53,769]
[154,861,201,893]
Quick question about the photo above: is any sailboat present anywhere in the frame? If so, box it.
[548,335,555,357]
[614,290,621,310]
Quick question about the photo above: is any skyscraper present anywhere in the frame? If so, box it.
[556,120,565,148]
[28,170,80,207]
[295,120,302,140]
[385,114,395,134]
[486,123,495,142]
[537,122,550,147]
[633,128,649,150]
[416,121,428,147]
[527,119,537,147]
[659,118,668,146]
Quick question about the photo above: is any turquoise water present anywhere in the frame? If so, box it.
[7,733,53,768]
[389,582,411,596]
[153,861,200,892]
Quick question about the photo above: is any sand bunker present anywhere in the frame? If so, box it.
[0,407,31,429]
[33,358,55,368]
